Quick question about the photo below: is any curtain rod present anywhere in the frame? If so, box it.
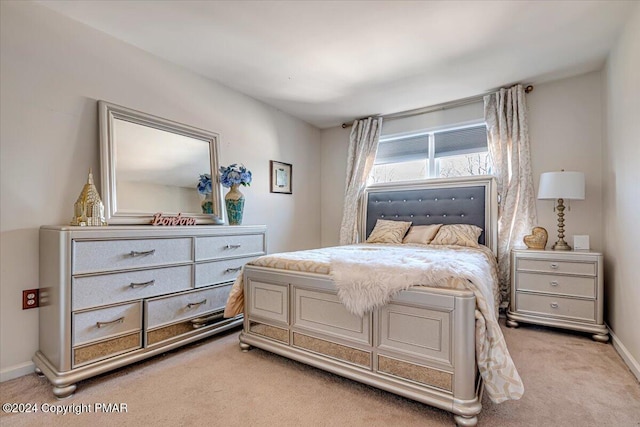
[341,84,534,128]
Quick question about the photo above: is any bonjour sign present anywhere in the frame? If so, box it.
[151,213,197,226]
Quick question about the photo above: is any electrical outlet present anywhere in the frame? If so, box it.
[22,289,39,309]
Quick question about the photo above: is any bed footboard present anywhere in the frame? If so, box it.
[240,265,482,426]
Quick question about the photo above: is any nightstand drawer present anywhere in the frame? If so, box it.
[516,293,595,322]
[517,259,595,276]
[516,272,595,298]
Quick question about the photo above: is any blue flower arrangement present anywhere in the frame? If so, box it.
[197,174,212,195]
[219,163,252,188]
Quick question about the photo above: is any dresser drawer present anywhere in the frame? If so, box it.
[72,265,193,310]
[194,256,256,288]
[516,293,595,322]
[195,234,265,261]
[145,284,233,329]
[516,272,596,298]
[72,238,193,274]
[73,302,142,346]
[517,258,595,276]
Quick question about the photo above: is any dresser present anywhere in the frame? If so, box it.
[34,225,266,398]
[506,249,608,342]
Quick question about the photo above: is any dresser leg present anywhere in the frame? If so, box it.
[239,342,252,352]
[34,367,45,377]
[506,319,519,328]
[592,333,609,343]
[453,414,478,427]
[53,384,76,399]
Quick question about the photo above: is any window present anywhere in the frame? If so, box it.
[369,124,491,184]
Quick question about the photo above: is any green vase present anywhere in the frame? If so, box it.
[225,184,245,225]
[200,193,214,214]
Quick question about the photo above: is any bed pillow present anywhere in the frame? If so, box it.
[402,224,443,245]
[366,219,412,244]
[430,224,482,248]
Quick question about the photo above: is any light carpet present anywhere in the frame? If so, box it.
[1,320,639,426]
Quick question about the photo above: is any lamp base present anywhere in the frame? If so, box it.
[552,240,572,251]
[552,198,572,251]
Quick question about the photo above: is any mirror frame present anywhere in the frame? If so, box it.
[98,101,223,224]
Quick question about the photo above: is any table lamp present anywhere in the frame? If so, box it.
[537,171,585,250]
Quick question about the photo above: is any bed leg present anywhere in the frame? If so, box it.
[506,319,519,328]
[453,415,478,427]
[592,333,609,343]
[239,342,252,352]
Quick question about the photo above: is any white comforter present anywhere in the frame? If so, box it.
[224,243,524,403]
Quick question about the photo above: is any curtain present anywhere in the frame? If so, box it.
[339,117,383,245]
[484,85,537,305]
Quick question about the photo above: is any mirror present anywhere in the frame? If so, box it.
[99,101,223,224]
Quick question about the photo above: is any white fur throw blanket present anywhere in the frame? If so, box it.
[224,244,523,403]
[330,245,498,317]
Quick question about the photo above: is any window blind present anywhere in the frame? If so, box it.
[434,125,487,158]
[375,134,429,165]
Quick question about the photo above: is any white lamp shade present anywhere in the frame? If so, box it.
[537,171,585,200]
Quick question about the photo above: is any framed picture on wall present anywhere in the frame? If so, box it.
[270,160,292,194]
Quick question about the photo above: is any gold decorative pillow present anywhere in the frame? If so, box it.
[366,220,412,244]
[431,224,483,248]
[402,224,443,245]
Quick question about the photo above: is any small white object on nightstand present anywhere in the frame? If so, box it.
[573,235,590,251]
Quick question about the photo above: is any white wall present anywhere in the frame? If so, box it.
[0,1,321,380]
[527,71,604,252]
[603,4,640,377]
[320,73,605,251]
[320,126,351,247]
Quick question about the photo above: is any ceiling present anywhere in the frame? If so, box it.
[38,0,635,129]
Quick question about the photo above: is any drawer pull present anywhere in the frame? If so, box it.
[187,299,207,309]
[224,244,242,249]
[550,302,559,309]
[550,263,559,270]
[129,279,156,289]
[96,317,125,328]
[550,281,559,287]
[129,249,156,257]
[225,267,243,274]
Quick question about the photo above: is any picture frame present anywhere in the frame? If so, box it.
[270,160,292,194]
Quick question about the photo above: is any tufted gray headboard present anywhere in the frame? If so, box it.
[360,176,498,254]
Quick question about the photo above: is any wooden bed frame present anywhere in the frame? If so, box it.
[239,176,497,427]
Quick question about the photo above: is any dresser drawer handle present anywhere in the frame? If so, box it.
[550,303,559,309]
[224,244,242,249]
[129,279,156,289]
[96,317,125,328]
[550,263,559,270]
[187,299,207,309]
[225,267,243,273]
[129,249,156,257]
[550,281,559,287]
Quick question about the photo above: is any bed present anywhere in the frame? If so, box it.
[224,176,523,426]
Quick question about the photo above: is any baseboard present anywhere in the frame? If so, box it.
[608,325,640,382]
[0,361,34,383]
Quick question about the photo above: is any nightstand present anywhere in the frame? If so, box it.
[506,248,609,342]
